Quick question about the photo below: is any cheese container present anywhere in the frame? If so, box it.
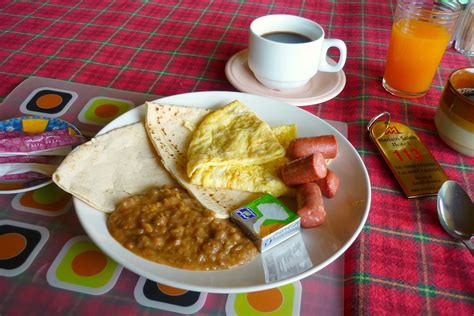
[231,194,300,252]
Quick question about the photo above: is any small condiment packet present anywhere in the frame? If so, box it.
[0,116,83,154]
[368,112,449,198]
[231,194,300,252]
[0,128,82,154]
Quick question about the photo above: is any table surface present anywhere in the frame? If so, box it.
[0,1,473,315]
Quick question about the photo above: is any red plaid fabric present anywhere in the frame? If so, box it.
[0,1,472,315]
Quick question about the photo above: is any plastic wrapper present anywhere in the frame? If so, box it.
[0,116,83,184]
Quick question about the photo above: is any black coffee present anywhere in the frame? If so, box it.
[457,88,474,101]
[261,31,312,44]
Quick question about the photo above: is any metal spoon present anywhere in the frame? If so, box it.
[437,180,474,255]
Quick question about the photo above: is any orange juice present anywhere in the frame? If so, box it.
[383,18,451,95]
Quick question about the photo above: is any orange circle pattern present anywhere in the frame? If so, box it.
[157,283,188,296]
[94,104,119,118]
[71,250,107,277]
[36,94,63,109]
[0,233,27,260]
[247,288,284,312]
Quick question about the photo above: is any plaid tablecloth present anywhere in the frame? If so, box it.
[0,1,473,315]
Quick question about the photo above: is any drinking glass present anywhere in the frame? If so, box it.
[454,1,474,56]
[382,0,462,98]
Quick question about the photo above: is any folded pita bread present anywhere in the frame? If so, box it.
[145,102,259,219]
[53,122,178,212]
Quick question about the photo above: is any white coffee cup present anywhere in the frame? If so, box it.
[248,14,347,90]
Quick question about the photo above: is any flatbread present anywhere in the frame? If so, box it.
[53,122,178,212]
[145,102,259,219]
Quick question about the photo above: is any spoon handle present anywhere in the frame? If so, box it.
[461,239,474,256]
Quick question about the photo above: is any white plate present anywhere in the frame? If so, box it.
[74,91,370,293]
[0,179,52,195]
[225,49,346,106]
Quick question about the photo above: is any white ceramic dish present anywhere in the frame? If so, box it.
[74,91,370,293]
[225,49,346,106]
[0,179,52,195]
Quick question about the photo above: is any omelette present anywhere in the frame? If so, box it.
[185,100,296,197]
[186,100,286,177]
[189,124,296,197]
[189,157,291,197]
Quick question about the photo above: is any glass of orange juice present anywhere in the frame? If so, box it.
[382,0,462,98]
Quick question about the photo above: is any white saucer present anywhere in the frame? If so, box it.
[225,49,346,106]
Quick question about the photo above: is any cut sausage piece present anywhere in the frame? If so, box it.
[296,183,326,228]
[281,152,327,186]
[316,169,340,198]
[287,135,338,159]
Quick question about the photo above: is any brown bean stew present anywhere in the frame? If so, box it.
[107,186,258,271]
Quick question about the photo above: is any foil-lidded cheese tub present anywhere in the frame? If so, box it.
[231,194,301,252]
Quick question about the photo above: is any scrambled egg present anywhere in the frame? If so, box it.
[187,100,296,197]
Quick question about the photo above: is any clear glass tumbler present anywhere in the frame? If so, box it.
[454,2,474,56]
[382,0,462,98]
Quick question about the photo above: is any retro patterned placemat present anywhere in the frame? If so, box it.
[0,76,160,136]
[0,77,345,315]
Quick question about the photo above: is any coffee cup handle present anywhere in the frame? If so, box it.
[319,39,347,72]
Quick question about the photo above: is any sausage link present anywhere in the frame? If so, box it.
[287,135,338,159]
[316,169,340,198]
[296,183,326,228]
[281,152,327,186]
